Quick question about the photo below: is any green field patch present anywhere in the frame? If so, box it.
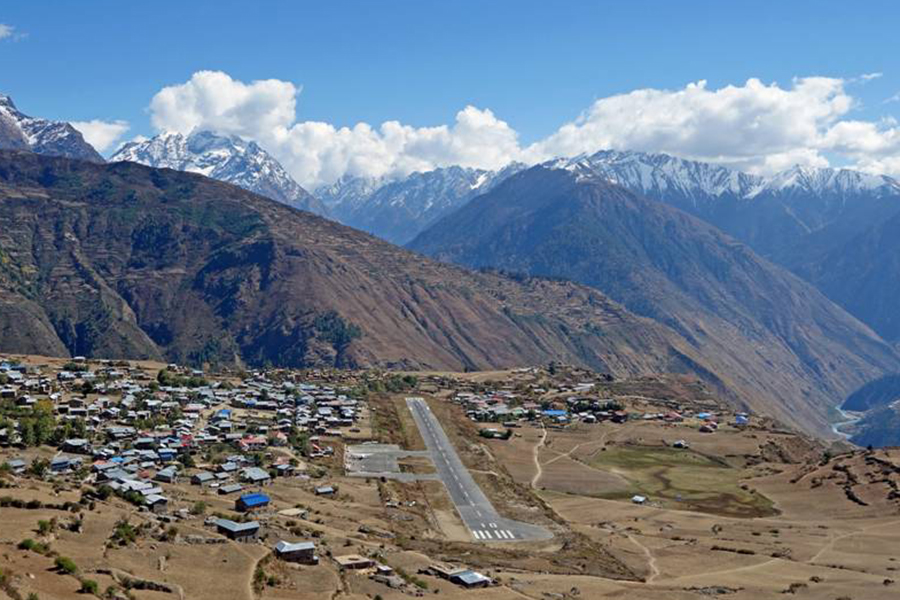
[586,445,776,518]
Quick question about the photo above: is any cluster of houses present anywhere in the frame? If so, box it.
[453,387,629,427]
[0,359,367,516]
[452,382,752,434]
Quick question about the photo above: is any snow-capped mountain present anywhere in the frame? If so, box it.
[747,164,900,199]
[317,174,387,215]
[550,150,763,204]
[553,149,900,203]
[0,94,104,162]
[111,131,326,216]
[542,149,900,340]
[317,163,525,244]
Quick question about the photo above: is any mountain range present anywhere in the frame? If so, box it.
[409,166,900,435]
[111,130,327,216]
[542,150,900,344]
[0,94,104,163]
[317,163,525,244]
[0,149,736,384]
[2,94,900,440]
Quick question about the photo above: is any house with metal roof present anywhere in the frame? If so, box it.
[215,518,260,542]
[218,483,244,495]
[451,570,492,588]
[274,540,318,564]
[241,466,271,486]
[154,466,178,483]
[236,492,270,512]
[191,471,215,486]
[144,494,168,514]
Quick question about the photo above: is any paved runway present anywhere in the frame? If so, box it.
[406,397,552,543]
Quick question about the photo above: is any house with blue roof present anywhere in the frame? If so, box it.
[236,492,270,512]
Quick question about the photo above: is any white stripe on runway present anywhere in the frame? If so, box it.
[473,530,483,540]
[504,530,514,539]
[481,530,492,539]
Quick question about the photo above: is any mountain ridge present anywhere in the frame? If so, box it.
[409,165,900,436]
[317,163,525,244]
[0,149,741,391]
[111,130,327,216]
[0,94,104,163]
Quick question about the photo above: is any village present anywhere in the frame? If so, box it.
[2,355,900,600]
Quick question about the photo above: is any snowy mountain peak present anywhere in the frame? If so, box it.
[317,162,526,244]
[748,164,900,198]
[547,149,900,202]
[0,92,104,163]
[551,149,763,202]
[111,130,327,216]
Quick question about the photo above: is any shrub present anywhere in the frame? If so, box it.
[79,579,99,595]
[110,519,137,547]
[18,538,36,550]
[55,556,77,574]
[160,526,178,542]
[252,566,266,594]
[17,538,50,554]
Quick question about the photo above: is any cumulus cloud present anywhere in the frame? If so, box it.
[523,77,857,173]
[149,70,520,187]
[146,71,900,186]
[71,119,130,153]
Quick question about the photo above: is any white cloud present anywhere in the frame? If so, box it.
[150,71,297,139]
[71,119,130,153]
[0,24,25,42]
[149,70,520,187]
[146,71,900,186]
[523,77,856,173]
[860,72,883,81]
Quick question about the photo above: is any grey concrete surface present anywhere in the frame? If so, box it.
[406,397,552,543]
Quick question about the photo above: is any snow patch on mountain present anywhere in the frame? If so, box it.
[317,163,526,244]
[0,94,104,162]
[747,164,900,199]
[111,131,326,215]
[552,149,900,202]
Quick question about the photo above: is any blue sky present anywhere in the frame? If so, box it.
[2,1,899,186]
